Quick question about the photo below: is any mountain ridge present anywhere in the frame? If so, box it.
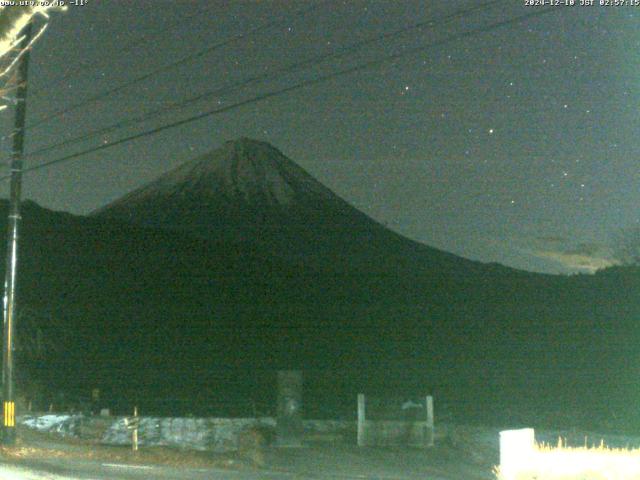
[93,137,526,278]
[93,137,351,222]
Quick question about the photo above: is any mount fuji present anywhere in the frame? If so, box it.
[93,137,501,276]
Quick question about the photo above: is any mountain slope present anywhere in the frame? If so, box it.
[94,137,370,233]
[93,137,514,278]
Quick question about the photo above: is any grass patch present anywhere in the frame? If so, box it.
[495,437,640,480]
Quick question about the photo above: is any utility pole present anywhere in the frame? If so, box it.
[2,21,33,445]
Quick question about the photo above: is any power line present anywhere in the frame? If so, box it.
[29,4,211,98]
[4,6,562,181]
[26,1,327,130]
[15,6,561,177]
[25,0,503,159]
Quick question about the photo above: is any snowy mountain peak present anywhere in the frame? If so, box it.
[92,137,472,274]
[93,138,347,225]
[204,137,299,206]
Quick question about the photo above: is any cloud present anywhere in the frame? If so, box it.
[532,248,618,273]
[507,235,619,273]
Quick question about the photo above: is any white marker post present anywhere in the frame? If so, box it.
[124,406,140,452]
[425,395,434,447]
[499,428,535,479]
[132,406,139,452]
[357,394,366,447]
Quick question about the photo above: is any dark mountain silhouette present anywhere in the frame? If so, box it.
[2,139,638,430]
[93,138,511,277]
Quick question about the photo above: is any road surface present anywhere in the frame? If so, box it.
[0,458,298,480]
[0,443,497,480]
[0,422,504,479]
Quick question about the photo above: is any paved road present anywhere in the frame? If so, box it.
[0,453,494,480]
[0,428,499,479]
[0,458,304,480]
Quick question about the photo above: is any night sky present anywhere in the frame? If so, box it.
[1,1,638,274]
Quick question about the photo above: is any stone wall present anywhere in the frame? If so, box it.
[19,414,355,452]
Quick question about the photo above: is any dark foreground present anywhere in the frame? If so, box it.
[6,423,640,480]
[0,424,500,479]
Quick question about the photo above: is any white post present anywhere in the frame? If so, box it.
[132,406,139,452]
[357,393,365,447]
[499,428,535,479]
[425,395,434,447]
